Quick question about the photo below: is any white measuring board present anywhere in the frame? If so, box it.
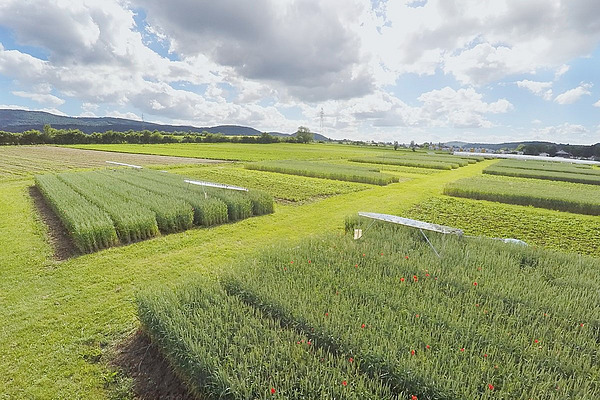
[184,179,248,192]
[106,161,143,169]
[358,212,464,236]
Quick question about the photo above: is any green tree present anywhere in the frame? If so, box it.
[295,126,314,144]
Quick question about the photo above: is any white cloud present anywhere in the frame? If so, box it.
[516,80,553,100]
[531,119,542,124]
[533,123,589,140]
[593,99,600,108]
[554,83,593,105]
[554,64,570,80]
[12,90,65,106]
[106,110,142,121]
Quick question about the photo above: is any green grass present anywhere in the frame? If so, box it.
[405,196,600,256]
[350,157,457,170]
[214,223,600,399]
[444,175,600,215]
[3,152,569,399]
[70,142,406,162]
[246,160,397,185]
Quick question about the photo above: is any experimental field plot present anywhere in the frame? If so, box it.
[139,221,600,399]
[483,159,600,185]
[35,168,274,253]
[444,175,600,215]
[245,160,397,185]
[349,153,482,170]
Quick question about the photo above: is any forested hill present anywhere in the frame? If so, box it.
[0,109,328,140]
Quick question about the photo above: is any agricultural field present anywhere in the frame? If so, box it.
[349,152,482,170]
[35,168,273,253]
[491,159,600,176]
[139,222,600,399]
[406,196,600,256]
[245,160,397,185]
[71,142,403,162]
[3,143,600,399]
[0,145,220,180]
[484,161,600,185]
[444,175,600,215]
[163,164,372,202]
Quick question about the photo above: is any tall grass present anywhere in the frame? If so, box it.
[444,175,600,215]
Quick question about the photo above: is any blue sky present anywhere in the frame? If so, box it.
[0,0,599,144]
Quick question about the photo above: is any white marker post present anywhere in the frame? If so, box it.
[106,161,143,169]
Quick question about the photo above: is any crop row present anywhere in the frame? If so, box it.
[34,174,118,252]
[350,157,456,170]
[444,175,600,215]
[492,159,600,176]
[35,168,274,253]
[140,222,600,399]
[166,165,371,202]
[405,196,600,256]
[137,280,399,399]
[484,164,600,185]
[245,160,397,185]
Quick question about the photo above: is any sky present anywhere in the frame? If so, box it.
[0,0,599,144]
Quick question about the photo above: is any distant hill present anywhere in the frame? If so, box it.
[0,109,329,141]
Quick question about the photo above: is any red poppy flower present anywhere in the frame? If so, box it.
[426,345,430,349]
[411,349,415,356]
[425,273,430,277]
[483,354,488,358]
[400,277,405,282]
[460,348,465,352]
[405,256,409,259]
[308,260,311,263]
[473,282,478,286]
[380,252,383,255]
[271,388,276,394]
[411,395,418,400]
[415,314,420,318]
[342,380,347,386]
[284,267,287,271]
[307,341,311,346]
[534,339,539,344]
[355,264,358,268]
[349,357,354,363]
[362,253,365,257]
[488,384,494,391]
[361,323,366,329]
[475,304,480,307]
[325,312,329,316]
[580,323,585,327]
[413,275,418,282]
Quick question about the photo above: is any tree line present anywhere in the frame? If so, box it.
[518,143,600,159]
[0,125,315,146]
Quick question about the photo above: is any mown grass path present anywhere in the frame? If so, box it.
[0,160,493,398]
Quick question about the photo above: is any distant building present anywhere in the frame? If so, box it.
[539,152,549,157]
[555,150,571,158]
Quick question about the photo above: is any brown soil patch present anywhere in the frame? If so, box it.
[111,330,197,400]
[29,185,78,260]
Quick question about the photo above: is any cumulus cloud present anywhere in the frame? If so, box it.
[12,90,65,106]
[138,0,374,101]
[374,0,600,86]
[554,83,593,104]
[516,80,553,100]
[593,99,600,108]
[533,123,589,139]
